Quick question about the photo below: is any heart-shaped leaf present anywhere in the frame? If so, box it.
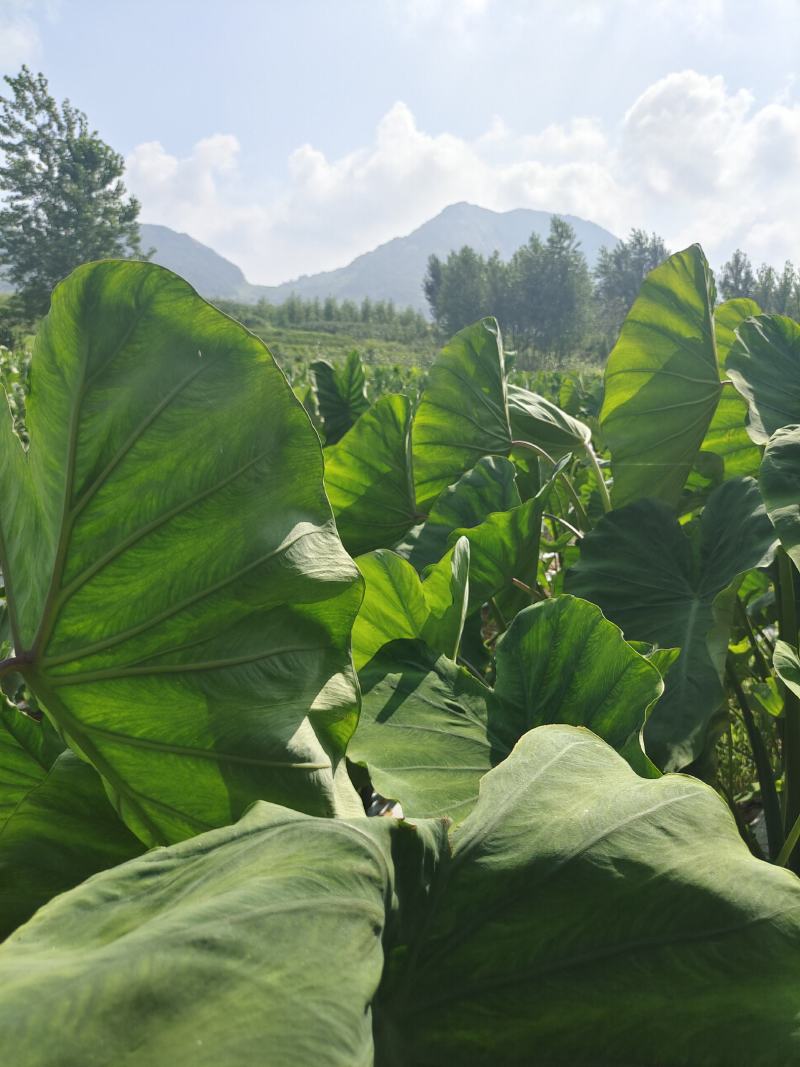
[0,261,363,846]
[699,298,762,480]
[567,477,778,769]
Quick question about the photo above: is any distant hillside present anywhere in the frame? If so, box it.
[140,224,251,300]
[257,203,618,313]
[0,205,620,311]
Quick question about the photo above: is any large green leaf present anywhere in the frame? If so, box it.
[311,349,369,444]
[396,455,519,571]
[699,298,762,480]
[601,245,721,507]
[0,261,363,846]
[378,726,800,1064]
[727,314,800,444]
[507,383,591,455]
[0,799,420,1067]
[324,394,418,556]
[0,744,144,939]
[349,596,661,818]
[435,495,543,614]
[567,477,778,770]
[760,424,800,569]
[419,455,564,616]
[4,729,800,1064]
[412,318,512,512]
[352,541,469,671]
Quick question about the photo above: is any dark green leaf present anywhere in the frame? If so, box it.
[774,640,800,699]
[311,350,369,444]
[423,494,544,615]
[507,384,591,455]
[0,800,422,1066]
[352,542,469,670]
[0,748,143,938]
[379,726,800,1065]
[567,478,778,769]
[761,425,800,569]
[5,730,800,1064]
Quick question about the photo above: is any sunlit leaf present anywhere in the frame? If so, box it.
[324,394,417,555]
[601,245,720,507]
[412,318,511,512]
[0,261,363,846]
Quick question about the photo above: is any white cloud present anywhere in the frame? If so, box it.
[126,71,800,285]
[0,1,42,69]
[620,70,800,266]
[126,133,259,255]
[388,0,491,35]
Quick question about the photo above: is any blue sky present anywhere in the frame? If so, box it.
[1,0,799,283]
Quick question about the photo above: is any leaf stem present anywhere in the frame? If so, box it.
[511,439,590,532]
[543,512,584,540]
[0,654,31,679]
[726,661,782,860]
[777,811,800,867]
[583,442,612,513]
[489,596,508,633]
[777,548,800,850]
[736,596,770,681]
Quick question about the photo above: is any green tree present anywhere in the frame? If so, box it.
[533,217,593,357]
[754,263,777,312]
[774,262,800,317]
[719,249,756,301]
[436,246,490,335]
[423,253,444,324]
[0,67,145,321]
[506,231,545,345]
[594,228,670,341]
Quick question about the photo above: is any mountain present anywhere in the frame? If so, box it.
[1,206,620,311]
[139,224,251,300]
[1,225,248,300]
[256,203,618,312]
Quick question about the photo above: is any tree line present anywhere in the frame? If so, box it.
[217,293,430,338]
[718,249,800,317]
[424,222,668,359]
[424,224,800,361]
[213,292,432,348]
[2,66,798,363]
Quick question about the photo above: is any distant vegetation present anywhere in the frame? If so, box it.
[215,292,431,344]
[424,219,668,361]
[0,68,145,321]
[719,248,800,317]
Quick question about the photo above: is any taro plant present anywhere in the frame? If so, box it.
[4,254,800,1065]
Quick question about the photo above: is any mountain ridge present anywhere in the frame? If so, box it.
[3,204,620,311]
